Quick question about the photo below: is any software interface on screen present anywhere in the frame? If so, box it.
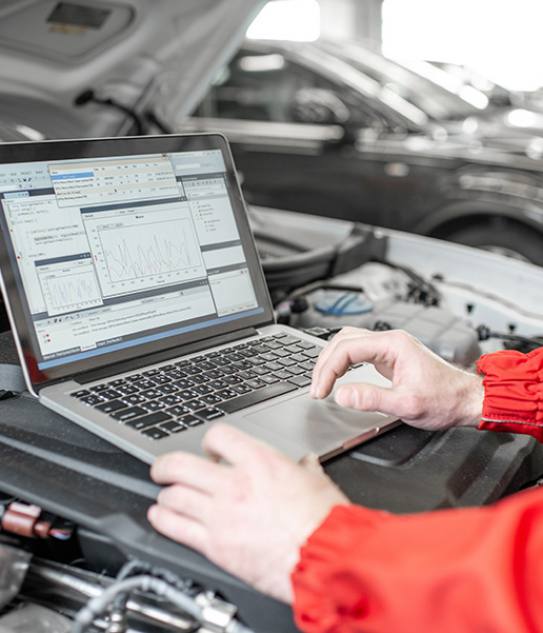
[0,150,263,370]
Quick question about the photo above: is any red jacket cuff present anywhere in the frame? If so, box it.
[477,347,543,440]
[291,505,389,633]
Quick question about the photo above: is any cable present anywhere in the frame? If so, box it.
[476,325,543,352]
[74,90,146,136]
[72,576,203,633]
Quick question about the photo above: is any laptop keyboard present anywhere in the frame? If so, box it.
[70,333,322,441]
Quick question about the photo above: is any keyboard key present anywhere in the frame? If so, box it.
[100,389,123,400]
[297,340,317,350]
[161,364,175,372]
[202,394,223,406]
[205,369,225,380]
[286,366,305,376]
[196,361,216,372]
[285,345,304,354]
[112,406,148,422]
[184,399,206,411]
[303,348,321,359]
[184,365,202,376]
[181,414,204,427]
[251,366,270,376]
[140,389,162,400]
[288,375,312,388]
[272,349,290,358]
[126,411,172,430]
[110,379,126,387]
[127,374,144,382]
[261,375,280,385]
[220,383,297,414]
[217,389,237,400]
[245,379,267,390]
[165,369,187,380]
[291,354,309,364]
[264,362,283,372]
[232,383,252,395]
[167,405,190,417]
[142,427,170,440]
[133,379,156,391]
[177,389,199,400]
[210,379,229,391]
[277,358,296,367]
[154,375,172,385]
[223,375,243,386]
[160,394,184,406]
[172,379,195,390]
[117,385,139,396]
[192,384,214,396]
[124,394,147,405]
[95,400,127,414]
[238,370,257,381]
[90,384,109,393]
[71,390,90,398]
[157,384,177,395]
[300,361,316,372]
[143,368,160,377]
[80,395,104,406]
[197,408,225,422]
[273,370,294,381]
[161,421,185,433]
[143,401,167,412]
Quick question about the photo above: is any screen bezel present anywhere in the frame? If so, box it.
[0,134,274,388]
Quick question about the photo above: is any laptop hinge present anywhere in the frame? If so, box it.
[73,327,259,385]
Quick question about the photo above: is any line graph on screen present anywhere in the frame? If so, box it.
[98,219,203,283]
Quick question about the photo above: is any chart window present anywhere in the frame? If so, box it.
[0,149,264,369]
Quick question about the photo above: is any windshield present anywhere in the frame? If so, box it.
[323,41,483,121]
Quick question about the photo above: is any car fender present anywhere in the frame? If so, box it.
[414,199,543,237]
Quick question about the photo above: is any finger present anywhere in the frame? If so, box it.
[313,334,394,400]
[299,453,324,474]
[311,329,373,396]
[151,452,228,493]
[335,383,404,418]
[203,423,278,467]
[148,504,207,552]
[157,484,211,522]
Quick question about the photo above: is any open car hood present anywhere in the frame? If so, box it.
[0,0,264,139]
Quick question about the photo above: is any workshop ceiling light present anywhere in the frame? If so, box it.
[383,0,543,91]
[247,0,321,42]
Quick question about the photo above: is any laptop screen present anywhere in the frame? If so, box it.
[0,143,268,378]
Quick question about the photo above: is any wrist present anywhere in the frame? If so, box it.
[454,372,484,428]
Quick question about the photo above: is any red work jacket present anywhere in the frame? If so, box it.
[291,348,543,633]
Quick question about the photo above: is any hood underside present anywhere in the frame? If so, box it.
[0,0,265,139]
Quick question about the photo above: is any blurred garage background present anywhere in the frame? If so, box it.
[4,0,543,264]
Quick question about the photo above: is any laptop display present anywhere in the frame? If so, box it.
[0,139,271,383]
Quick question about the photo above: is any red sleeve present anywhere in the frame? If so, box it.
[477,346,543,441]
[291,488,543,633]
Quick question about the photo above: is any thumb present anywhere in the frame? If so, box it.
[335,383,404,418]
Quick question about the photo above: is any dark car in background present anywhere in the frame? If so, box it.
[189,39,543,264]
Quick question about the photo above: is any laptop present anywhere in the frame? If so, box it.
[0,134,396,464]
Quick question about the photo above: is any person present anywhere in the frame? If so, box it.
[147,327,543,632]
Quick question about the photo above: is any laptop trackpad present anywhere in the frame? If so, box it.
[243,395,391,456]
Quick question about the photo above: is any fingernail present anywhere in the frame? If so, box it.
[148,505,158,522]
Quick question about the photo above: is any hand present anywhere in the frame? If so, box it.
[148,423,348,604]
[311,328,484,431]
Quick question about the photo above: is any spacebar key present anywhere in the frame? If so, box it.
[220,382,297,414]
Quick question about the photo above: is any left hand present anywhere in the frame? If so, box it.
[148,423,348,604]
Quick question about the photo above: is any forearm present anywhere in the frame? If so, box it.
[292,488,543,633]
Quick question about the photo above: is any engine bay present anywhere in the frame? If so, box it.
[0,208,541,633]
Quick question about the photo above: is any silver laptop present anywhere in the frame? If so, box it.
[0,134,396,464]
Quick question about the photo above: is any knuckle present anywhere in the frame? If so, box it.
[402,393,425,418]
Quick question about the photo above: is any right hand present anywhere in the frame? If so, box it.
[310,328,484,431]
